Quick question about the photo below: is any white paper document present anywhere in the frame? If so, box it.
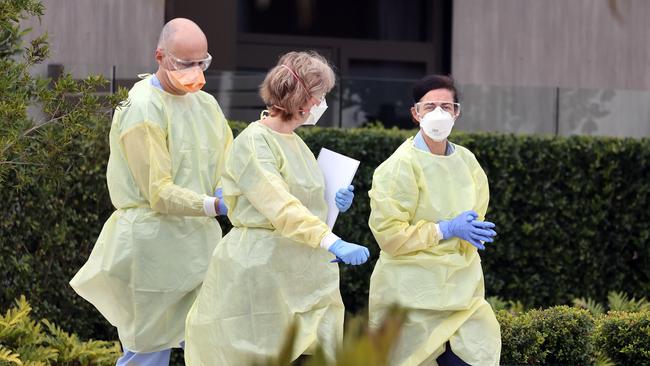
[317,148,360,229]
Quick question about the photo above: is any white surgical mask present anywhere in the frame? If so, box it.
[419,107,455,141]
[302,99,328,125]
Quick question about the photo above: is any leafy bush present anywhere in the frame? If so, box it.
[0,115,115,342]
[0,0,127,186]
[254,305,649,365]
[573,297,606,316]
[498,300,650,365]
[0,296,119,365]
[573,291,649,316]
[594,310,650,365]
[0,0,123,343]
[487,296,525,315]
[607,292,650,312]
[497,310,546,364]
[499,306,594,365]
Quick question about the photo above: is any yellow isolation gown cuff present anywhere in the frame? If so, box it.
[203,196,218,216]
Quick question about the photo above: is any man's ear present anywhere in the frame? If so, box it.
[154,48,164,66]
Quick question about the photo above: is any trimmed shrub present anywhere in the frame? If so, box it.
[498,310,545,363]
[499,306,594,365]
[258,305,648,365]
[594,310,650,364]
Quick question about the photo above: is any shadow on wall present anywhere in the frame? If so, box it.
[457,85,650,138]
[560,89,615,135]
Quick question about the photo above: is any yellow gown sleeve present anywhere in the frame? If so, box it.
[368,157,442,257]
[229,133,332,248]
[120,122,207,216]
[213,105,234,192]
[470,155,490,220]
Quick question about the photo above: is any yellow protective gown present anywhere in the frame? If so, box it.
[185,121,344,365]
[368,138,501,366]
[70,76,233,353]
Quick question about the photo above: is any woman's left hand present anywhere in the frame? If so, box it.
[335,185,354,213]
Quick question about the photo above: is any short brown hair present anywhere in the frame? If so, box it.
[412,74,459,104]
[260,51,336,121]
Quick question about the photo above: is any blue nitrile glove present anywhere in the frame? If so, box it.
[438,210,497,250]
[328,239,369,265]
[335,185,354,213]
[215,187,228,216]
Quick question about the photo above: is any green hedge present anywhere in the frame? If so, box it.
[594,310,650,364]
[1,120,649,347]
[1,296,647,365]
[498,307,650,365]
[1,115,115,341]
[498,306,594,365]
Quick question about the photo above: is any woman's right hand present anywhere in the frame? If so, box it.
[439,210,497,250]
[328,239,370,265]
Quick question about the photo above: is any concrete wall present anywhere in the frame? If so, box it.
[452,0,650,137]
[23,0,165,77]
[18,0,649,137]
[455,85,650,138]
[452,0,650,90]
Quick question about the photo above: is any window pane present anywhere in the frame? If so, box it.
[238,0,434,42]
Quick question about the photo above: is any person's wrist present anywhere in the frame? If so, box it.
[203,196,218,216]
[321,234,340,250]
[439,221,451,240]
[327,239,342,253]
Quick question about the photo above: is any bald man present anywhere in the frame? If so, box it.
[70,18,233,365]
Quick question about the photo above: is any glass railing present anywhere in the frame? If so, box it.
[41,65,650,138]
[457,84,650,138]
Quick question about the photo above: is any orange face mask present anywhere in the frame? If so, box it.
[166,66,206,93]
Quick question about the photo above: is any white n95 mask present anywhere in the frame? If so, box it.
[303,99,328,125]
[420,107,455,141]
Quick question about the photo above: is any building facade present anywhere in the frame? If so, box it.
[24,0,650,137]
